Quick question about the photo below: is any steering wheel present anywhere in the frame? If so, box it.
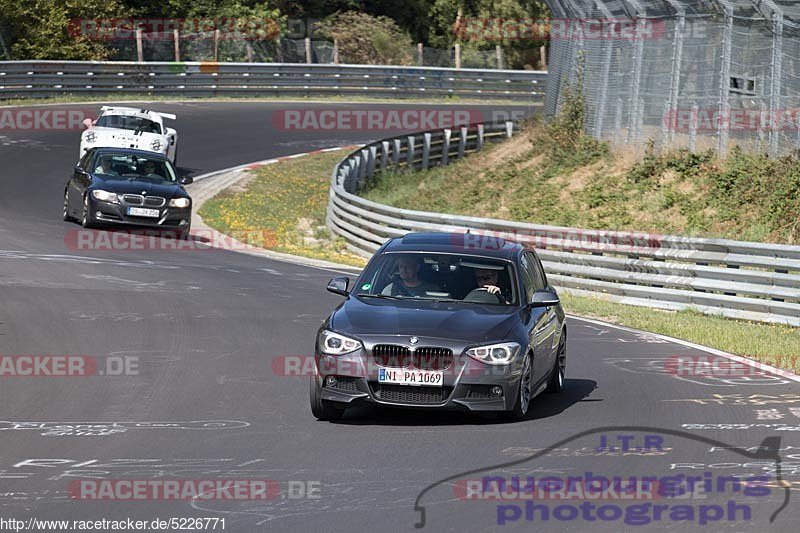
[463,287,505,304]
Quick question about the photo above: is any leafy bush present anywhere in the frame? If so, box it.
[318,12,414,65]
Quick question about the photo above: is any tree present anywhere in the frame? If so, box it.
[0,0,127,60]
[318,12,414,65]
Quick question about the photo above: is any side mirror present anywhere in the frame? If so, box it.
[180,176,193,185]
[327,276,350,297]
[529,290,559,308]
[74,165,88,176]
[82,118,93,129]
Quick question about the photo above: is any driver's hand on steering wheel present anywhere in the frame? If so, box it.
[483,285,501,295]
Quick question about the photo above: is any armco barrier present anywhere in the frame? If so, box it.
[0,61,546,101]
[326,122,800,327]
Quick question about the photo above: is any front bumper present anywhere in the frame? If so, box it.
[315,336,524,412]
[90,197,191,229]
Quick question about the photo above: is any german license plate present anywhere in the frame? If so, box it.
[127,207,160,217]
[378,367,443,387]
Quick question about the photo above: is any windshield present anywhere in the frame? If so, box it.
[356,252,517,305]
[92,153,177,185]
[95,115,161,134]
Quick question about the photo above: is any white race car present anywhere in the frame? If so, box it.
[80,106,178,164]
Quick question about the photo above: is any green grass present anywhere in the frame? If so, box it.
[561,292,800,373]
[198,150,365,267]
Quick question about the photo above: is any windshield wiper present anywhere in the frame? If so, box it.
[357,294,406,300]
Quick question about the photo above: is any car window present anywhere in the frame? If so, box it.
[519,253,537,302]
[93,153,177,184]
[96,115,161,134]
[355,252,517,305]
[526,251,547,291]
[78,150,93,169]
[533,252,549,289]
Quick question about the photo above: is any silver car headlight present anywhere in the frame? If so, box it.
[318,330,362,356]
[91,189,120,203]
[169,198,191,208]
[466,342,521,365]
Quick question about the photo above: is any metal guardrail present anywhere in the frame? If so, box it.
[326,122,800,327]
[0,61,547,101]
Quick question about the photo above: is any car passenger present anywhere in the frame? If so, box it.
[94,157,118,176]
[382,256,438,297]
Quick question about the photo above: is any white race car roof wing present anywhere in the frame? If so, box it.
[99,106,176,121]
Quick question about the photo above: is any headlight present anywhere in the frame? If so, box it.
[466,342,521,365]
[91,189,119,203]
[318,330,361,356]
[84,132,96,143]
[151,139,162,151]
[169,197,191,208]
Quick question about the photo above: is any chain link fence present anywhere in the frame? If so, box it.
[103,32,514,69]
[545,0,800,156]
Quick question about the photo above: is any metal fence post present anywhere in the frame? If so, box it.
[594,38,613,139]
[442,129,451,165]
[422,132,431,170]
[136,29,144,62]
[367,145,377,180]
[613,97,623,147]
[689,103,698,152]
[667,13,685,145]
[505,120,514,138]
[476,124,484,151]
[392,139,401,167]
[457,126,467,158]
[769,12,784,157]
[407,135,416,168]
[380,141,389,171]
[627,17,646,145]
[717,6,733,156]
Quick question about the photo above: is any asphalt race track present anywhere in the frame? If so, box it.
[0,101,798,532]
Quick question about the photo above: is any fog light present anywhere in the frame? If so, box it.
[95,211,102,217]
[491,386,503,397]
[325,376,337,387]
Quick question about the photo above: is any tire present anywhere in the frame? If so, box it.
[62,189,75,222]
[546,332,566,394]
[81,194,95,229]
[505,351,533,421]
[309,373,345,421]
